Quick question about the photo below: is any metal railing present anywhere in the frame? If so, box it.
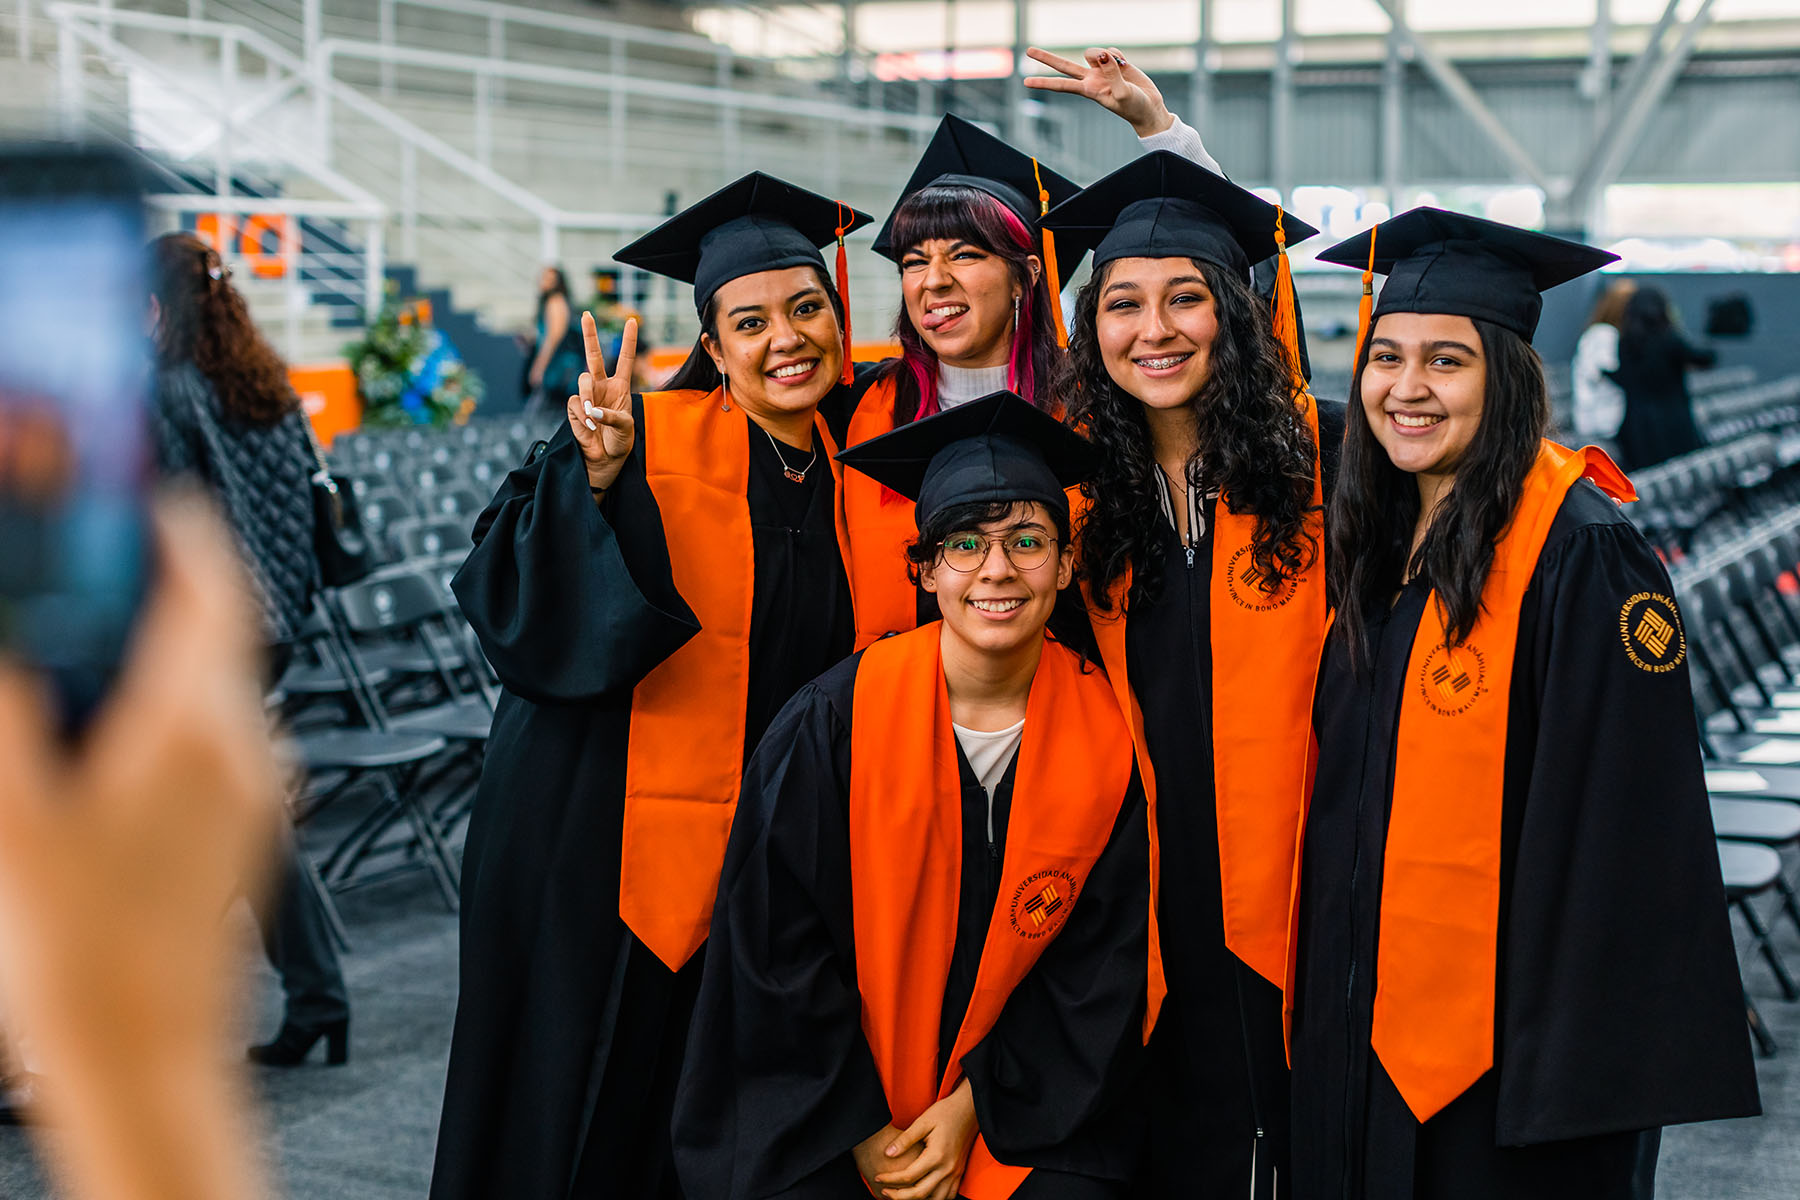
[39,1,967,340]
[45,3,671,327]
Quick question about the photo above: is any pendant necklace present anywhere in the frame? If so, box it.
[763,425,817,484]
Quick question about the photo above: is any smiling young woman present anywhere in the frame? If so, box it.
[676,393,1150,1200]
[430,173,880,1200]
[1293,209,1760,1200]
[1039,152,1340,1200]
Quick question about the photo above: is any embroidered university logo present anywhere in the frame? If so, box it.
[1417,643,1487,717]
[1224,543,1297,612]
[1618,591,1686,673]
[1009,868,1079,940]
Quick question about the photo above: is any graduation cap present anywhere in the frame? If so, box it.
[1041,150,1317,384]
[870,115,1080,262]
[1315,206,1618,346]
[836,390,1097,528]
[1040,150,1317,278]
[614,172,873,381]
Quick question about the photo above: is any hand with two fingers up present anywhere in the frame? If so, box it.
[1024,45,1174,138]
[568,310,640,495]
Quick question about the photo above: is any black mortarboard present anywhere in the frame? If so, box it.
[1315,207,1617,341]
[1039,150,1318,278]
[614,171,872,313]
[870,115,1081,262]
[835,390,1096,527]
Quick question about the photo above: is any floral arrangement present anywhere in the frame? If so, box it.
[345,286,483,427]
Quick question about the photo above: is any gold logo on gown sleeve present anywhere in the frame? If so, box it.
[1619,592,1686,673]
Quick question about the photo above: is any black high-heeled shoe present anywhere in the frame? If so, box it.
[247,1017,349,1067]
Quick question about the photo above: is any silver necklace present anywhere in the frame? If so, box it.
[763,425,817,484]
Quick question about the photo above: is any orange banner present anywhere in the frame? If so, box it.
[290,362,359,447]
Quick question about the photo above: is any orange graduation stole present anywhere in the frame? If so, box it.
[1084,390,1328,1006]
[1361,441,1632,1122]
[848,625,1136,1200]
[619,387,851,972]
[839,374,922,650]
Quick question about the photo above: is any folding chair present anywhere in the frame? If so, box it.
[1721,840,1792,1056]
[325,572,496,839]
[284,596,460,910]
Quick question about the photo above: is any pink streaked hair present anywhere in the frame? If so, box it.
[888,184,1059,421]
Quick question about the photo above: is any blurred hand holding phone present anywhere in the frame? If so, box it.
[0,144,151,730]
[0,143,275,1200]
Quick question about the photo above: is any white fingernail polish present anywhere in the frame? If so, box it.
[584,418,597,431]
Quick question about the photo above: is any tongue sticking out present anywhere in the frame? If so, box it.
[922,305,968,332]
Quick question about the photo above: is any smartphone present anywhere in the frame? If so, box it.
[0,144,152,731]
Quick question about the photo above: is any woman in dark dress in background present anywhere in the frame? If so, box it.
[1611,285,1716,469]
[1294,209,1759,1200]
[1040,154,1338,1200]
[524,266,587,414]
[146,232,351,1069]
[430,176,874,1200]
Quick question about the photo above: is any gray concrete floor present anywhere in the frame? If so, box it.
[0,842,1796,1198]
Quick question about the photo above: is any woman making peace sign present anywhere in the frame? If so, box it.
[431,175,874,1200]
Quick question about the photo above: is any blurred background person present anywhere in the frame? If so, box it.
[1612,285,1718,470]
[1571,279,1634,450]
[523,266,585,413]
[147,232,352,1069]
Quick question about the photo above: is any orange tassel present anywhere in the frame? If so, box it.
[1033,158,1069,349]
[836,202,854,386]
[1270,207,1304,388]
[1354,222,1379,366]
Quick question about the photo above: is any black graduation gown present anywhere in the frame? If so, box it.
[1120,399,1344,1200]
[1610,330,1716,470]
[1290,481,1761,1200]
[430,398,855,1200]
[672,653,1150,1200]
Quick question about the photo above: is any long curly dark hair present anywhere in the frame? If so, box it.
[1066,257,1318,611]
[149,232,298,427]
[877,184,1059,420]
[1327,319,1549,669]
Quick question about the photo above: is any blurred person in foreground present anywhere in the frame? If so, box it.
[1570,279,1633,448]
[147,232,351,1067]
[0,494,278,1200]
[1611,285,1716,471]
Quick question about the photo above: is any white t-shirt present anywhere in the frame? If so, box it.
[954,717,1026,841]
[1573,323,1625,439]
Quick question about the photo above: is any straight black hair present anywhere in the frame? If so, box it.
[1326,318,1549,670]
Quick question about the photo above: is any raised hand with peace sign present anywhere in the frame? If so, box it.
[568,310,639,494]
[1023,46,1174,139]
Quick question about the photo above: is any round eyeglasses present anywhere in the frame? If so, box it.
[937,531,1058,573]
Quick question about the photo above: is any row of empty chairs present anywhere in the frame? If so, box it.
[1671,491,1800,1056]
[271,416,558,929]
